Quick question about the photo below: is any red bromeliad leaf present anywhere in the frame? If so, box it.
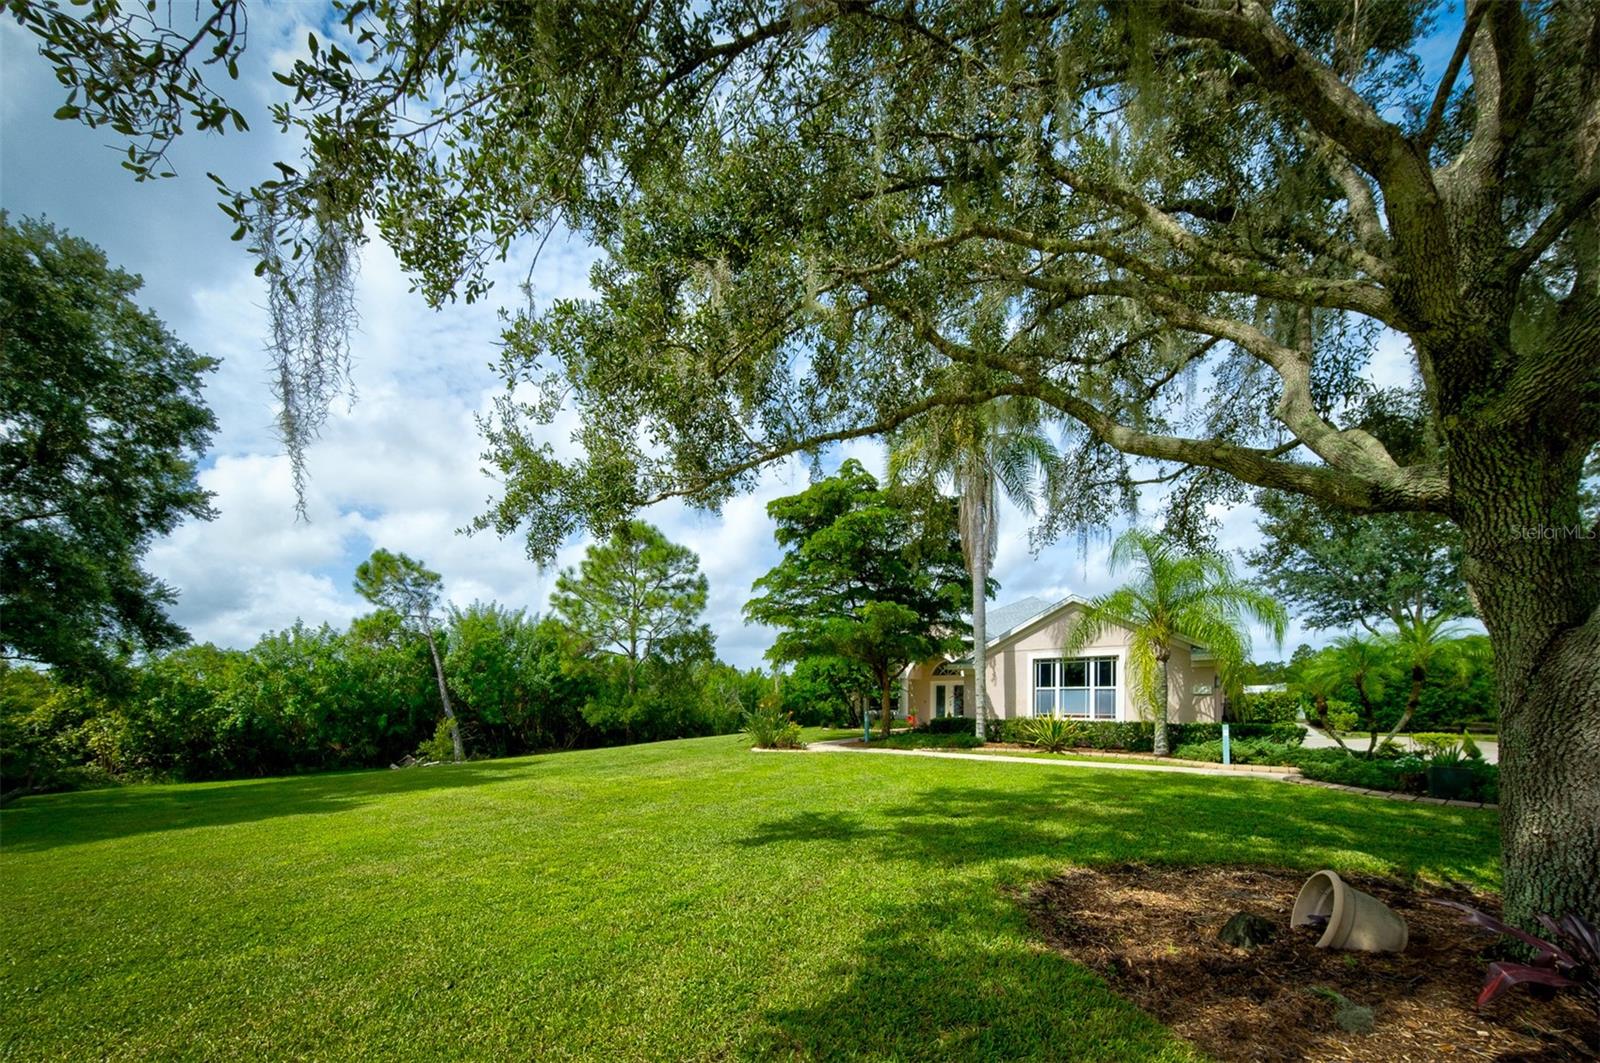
[1430,900,1576,968]
[1478,962,1578,1008]
[1543,913,1600,966]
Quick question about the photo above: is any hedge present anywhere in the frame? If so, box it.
[984,718,1305,750]
[1231,689,1307,723]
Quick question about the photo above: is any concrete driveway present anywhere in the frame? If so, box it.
[1299,727,1499,764]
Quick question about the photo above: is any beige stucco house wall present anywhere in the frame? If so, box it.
[903,596,1224,725]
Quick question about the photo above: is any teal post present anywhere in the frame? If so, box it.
[1222,723,1231,766]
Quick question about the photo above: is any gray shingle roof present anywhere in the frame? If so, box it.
[983,596,1056,642]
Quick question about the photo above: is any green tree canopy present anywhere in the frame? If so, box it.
[0,214,217,684]
[1247,390,1471,631]
[745,459,967,736]
[550,519,712,697]
[443,603,589,755]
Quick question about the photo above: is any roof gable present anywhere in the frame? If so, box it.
[983,596,1055,641]
[941,594,1208,669]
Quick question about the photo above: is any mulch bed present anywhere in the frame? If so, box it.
[1023,864,1597,1061]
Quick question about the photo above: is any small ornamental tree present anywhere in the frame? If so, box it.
[745,460,968,738]
[353,549,461,762]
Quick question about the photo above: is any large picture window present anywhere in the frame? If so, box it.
[1033,657,1117,719]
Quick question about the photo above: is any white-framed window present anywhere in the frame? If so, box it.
[1033,656,1117,719]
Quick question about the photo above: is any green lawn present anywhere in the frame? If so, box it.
[1,729,1500,1061]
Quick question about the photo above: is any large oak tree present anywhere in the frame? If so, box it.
[21,0,1600,926]
[1,214,217,685]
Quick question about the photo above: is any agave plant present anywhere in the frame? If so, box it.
[1431,900,1599,1018]
[1023,716,1076,754]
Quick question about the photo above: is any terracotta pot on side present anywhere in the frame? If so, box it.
[1291,870,1409,952]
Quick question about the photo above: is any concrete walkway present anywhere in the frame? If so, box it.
[773,738,1497,810]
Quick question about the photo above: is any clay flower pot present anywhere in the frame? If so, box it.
[1291,870,1409,953]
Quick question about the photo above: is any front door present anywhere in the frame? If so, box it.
[933,682,965,718]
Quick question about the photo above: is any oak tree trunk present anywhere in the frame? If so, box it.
[1451,432,1599,929]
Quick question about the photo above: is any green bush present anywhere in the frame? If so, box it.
[743,698,804,749]
[1411,732,1463,757]
[876,731,982,750]
[1289,748,1497,801]
[1019,717,1077,753]
[779,655,875,727]
[1170,738,1302,765]
[1468,759,1499,803]
[416,719,459,762]
[984,718,1302,751]
[921,716,977,735]
[1232,689,1306,723]
[1177,721,1307,746]
[1294,753,1413,792]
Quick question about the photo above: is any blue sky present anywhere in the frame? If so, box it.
[1,6,1452,668]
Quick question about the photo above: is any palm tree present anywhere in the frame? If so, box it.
[1298,618,1489,756]
[1380,613,1478,746]
[1296,632,1396,756]
[887,395,1058,740]
[1063,528,1287,755]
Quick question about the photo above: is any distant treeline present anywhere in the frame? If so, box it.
[0,602,780,797]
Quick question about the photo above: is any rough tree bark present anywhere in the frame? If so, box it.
[1450,434,1600,927]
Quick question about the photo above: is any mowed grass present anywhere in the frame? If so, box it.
[1,729,1500,1061]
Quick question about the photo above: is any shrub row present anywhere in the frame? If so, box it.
[1290,747,1498,802]
[920,716,985,735]
[907,715,1498,801]
[958,717,1306,750]
[1163,741,1501,803]
[874,731,983,750]
[1170,738,1305,765]
[1230,688,1306,723]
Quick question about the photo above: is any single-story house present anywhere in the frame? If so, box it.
[901,595,1224,724]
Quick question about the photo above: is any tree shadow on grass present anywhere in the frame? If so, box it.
[0,760,534,854]
[733,769,1498,1058]
[747,896,1197,1062]
[736,809,877,848]
[738,770,1498,891]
